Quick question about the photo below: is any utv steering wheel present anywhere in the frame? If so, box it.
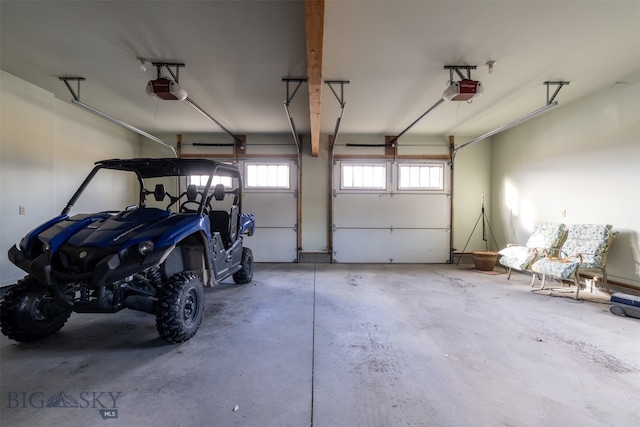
[180,201,204,214]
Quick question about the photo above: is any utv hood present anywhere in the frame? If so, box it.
[32,208,195,254]
[65,208,173,248]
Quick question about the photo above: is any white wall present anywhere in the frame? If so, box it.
[451,136,493,255]
[0,71,140,286]
[301,136,329,253]
[490,79,640,288]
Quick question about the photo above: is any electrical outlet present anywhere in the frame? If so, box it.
[561,209,566,218]
[19,205,26,215]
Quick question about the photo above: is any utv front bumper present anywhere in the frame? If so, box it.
[8,243,172,290]
[9,244,54,287]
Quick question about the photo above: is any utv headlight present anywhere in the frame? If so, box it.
[138,240,155,255]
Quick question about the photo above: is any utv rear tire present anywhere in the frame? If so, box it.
[0,277,71,342]
[156,272,204,343]
[233,247,254,284]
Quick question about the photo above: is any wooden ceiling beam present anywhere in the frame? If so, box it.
[305,0,324,157]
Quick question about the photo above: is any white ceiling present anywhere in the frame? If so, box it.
[2,1,639,147]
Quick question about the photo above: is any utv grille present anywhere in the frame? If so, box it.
[56,244,117,274]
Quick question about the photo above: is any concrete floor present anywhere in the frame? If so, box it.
[1,264,639,427]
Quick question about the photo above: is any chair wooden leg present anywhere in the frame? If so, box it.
[574,272,581,300]
[530,273,536,287]
[507,268,512,280]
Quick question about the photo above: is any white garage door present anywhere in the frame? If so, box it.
[240,161,298,262]
[332,161,451,263]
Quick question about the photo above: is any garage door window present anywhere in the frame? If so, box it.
[341,164,386,190]
[190,175,232,188]
[245,163,290,189]
[398,164,444,190]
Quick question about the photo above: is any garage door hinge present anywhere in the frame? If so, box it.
[294,189,298,199]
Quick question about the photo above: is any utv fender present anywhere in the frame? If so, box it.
[154,216,211,248]
[160,231,215,286]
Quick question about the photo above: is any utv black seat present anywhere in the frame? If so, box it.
[186,184,198,201]
[153,184,166,201]
[209,210,230,247]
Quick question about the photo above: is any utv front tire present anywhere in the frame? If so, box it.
[233,247,254,284]
[156,272,204,343]
[0,277,72,342]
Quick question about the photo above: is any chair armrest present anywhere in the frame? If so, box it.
[532,247,547,256]
[533,247,555,256]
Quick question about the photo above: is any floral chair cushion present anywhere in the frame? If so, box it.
[498,222,567,271]
[559,223,614,268]
[525,222,568,253]
[498,246,537,270]
[531,224,615,279]
[531,258,580,280]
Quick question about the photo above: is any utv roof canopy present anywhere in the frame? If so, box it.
[95,158,240,178]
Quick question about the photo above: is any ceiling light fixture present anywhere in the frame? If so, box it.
[486,60,495,74]
[137,57,148,72]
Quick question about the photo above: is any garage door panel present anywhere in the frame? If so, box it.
[333,229,450,263]
[390,194,450,228]
[334,193,392,228]
[242,192,297,262]
[389,229,450,263]
[333,229,392,263]
[243,192,296,227]
[244,228,297,262]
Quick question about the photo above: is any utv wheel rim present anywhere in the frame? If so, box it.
[183,289,201,326]
[32,297,46,321]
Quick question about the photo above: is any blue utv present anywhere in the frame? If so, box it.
[1,158,255,343]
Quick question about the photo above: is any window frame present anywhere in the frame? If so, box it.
[396,162,446,192]
[243,161,292,190]
[339,162,388,191]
